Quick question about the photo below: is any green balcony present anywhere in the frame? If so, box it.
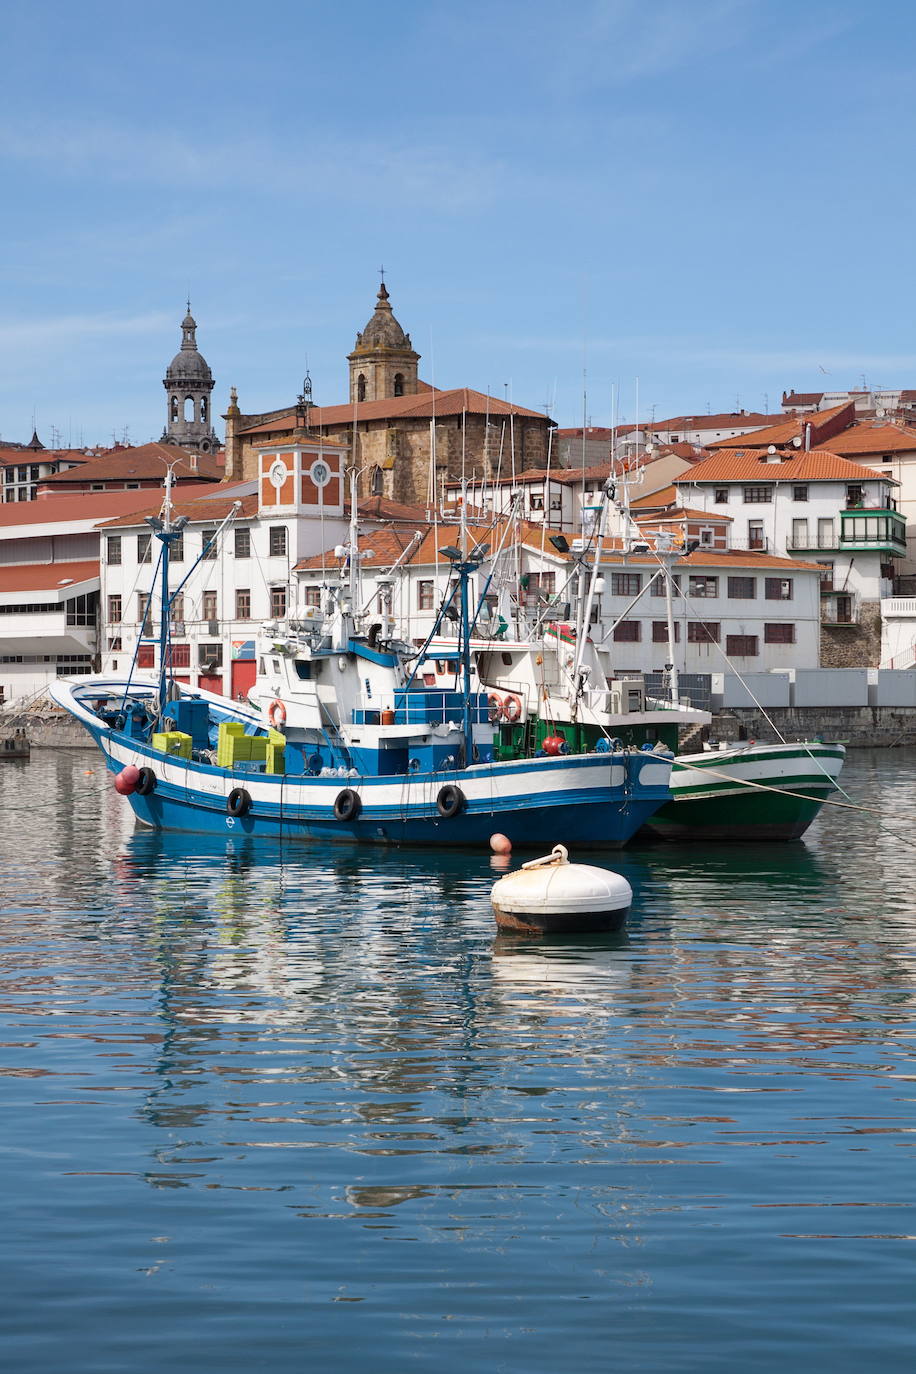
[839,507,907,555]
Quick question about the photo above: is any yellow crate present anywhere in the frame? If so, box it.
[151,730,192,759]
[216,721,247,767]
[265,744,286,775]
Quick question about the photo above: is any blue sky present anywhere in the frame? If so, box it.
[1,0,913,446]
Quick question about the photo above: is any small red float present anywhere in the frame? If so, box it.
[542,735,569,756]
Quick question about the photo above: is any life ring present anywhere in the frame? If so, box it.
[487,693,503,724]
[436,784,466,819]
[227,786,251,817]
[136,766,157,795]
[334,788,362,822]
[268,699,287,729]
[501,693,522,724]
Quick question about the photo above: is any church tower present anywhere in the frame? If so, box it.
[162,305,220,452]
[347,281,420,404]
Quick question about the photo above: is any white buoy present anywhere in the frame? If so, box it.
[490,844,633,934]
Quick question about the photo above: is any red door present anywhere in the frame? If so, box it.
[231,659,257,702]
[198,674,224,696]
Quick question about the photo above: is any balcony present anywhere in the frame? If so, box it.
[821,591,858,625]
[839,508,907,555]
[728,537,771,553]
[786,534,839,551]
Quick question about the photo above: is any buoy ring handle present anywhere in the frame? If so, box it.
[487,692,503,724]
[268,699,287,729]
[521,844,569,871]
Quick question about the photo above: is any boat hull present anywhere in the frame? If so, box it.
[81,718,672,850]
[643,742,846,841]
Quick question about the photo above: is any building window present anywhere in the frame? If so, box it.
[613,620,641,642]
[169,593,184,625]
[371,466,384,496]
[270,586,287,619]
[393,372,404,397]
[747,520,765,550]
[137,645,155,669]
[137,593,152,635]
[357,374,367,402]
[714,488,729,504]
[651,573,680,597]
[107,535,122,565]
[201,529,217,560]
[202,591,217,622]
[167,643,191,670]
[726,635,758,656]
[743,485,773,503]
[764,623,795,644]
[107,594,122,624]
[727,576,755,598]
[170,532,184,562]
[137,532,152,564]
[417,580,434,611]
[688,575,718,598]
[91,483,104,492]
[846,484,864,508]
[687,621,720,643]
[235,527,251,558]
[791,519,808,548]
[793,485,808,502]
[269,526,288,558]
[235,588,251,620]
[303,586,321,607]
[652,621,679,642]
[529,493,544,511]
[198,642,223,669]
[765,577,793,600]
[817,561,834,591]
[611,572,642,597]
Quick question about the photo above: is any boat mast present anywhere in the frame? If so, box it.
[663,554,680,707]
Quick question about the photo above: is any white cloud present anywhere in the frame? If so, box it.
[0,310,172,352]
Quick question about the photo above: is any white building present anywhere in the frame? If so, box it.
[673,447,904,664]
[98,437,350,700]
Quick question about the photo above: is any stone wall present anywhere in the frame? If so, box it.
[705,704,916,748]
[820,601,882,667]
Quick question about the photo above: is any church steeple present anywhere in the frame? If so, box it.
[162,303,220,453]
[347,279,420,403]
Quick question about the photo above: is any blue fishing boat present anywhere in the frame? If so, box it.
[50,490,674,848]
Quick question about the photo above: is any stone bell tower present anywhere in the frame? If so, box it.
[162,304,220,452]
[347,280,420,404]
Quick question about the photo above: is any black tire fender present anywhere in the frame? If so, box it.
[436,784,466,819]
[136,766,157,796]
[334,788,362,822]
[226,787,252,817]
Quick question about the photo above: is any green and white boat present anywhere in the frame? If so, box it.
[645,738,846,841]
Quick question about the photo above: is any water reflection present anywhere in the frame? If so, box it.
[4,752,916,1372]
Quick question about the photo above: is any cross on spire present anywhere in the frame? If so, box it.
[378,263,385,284]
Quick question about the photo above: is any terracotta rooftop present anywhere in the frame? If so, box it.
[782,391,824,407]
[818,423,916,456]
[39,442,224,485]
[0,447,89,469]
[0,488,201,528]
[679,447,899,484]
[0,559,100,597]
[636,506,733,524]
[98,491,260,529]
[707,401,856,450]
[239,387,550,436]
[651,411,783,432]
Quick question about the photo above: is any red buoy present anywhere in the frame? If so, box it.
[542,735,569,756]
[115,765,140,795]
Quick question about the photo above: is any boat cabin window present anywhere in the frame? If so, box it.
[294,661,312,680]
[272,658,281,673]
[501,652,513,666]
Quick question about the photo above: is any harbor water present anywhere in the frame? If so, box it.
[1,750,915,1371]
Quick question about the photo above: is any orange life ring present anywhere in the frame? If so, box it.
[268,699,287,729]
[487,692,503,724]
[502,693,522,723]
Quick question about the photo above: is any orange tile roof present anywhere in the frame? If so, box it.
[97,491,260,529]
[678,447,898,484]
[819,423,916,456]
[651,411,782,431]
[0,488,200,528]
[0,559,100,595]
[707,401,855,450]
[39,442,224,484]
[631,484,678,509]
[636,506,733,523]
[240,387,549,436]
[0,447,89,468]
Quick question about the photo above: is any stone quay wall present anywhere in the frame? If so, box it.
[705,706,916,748]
